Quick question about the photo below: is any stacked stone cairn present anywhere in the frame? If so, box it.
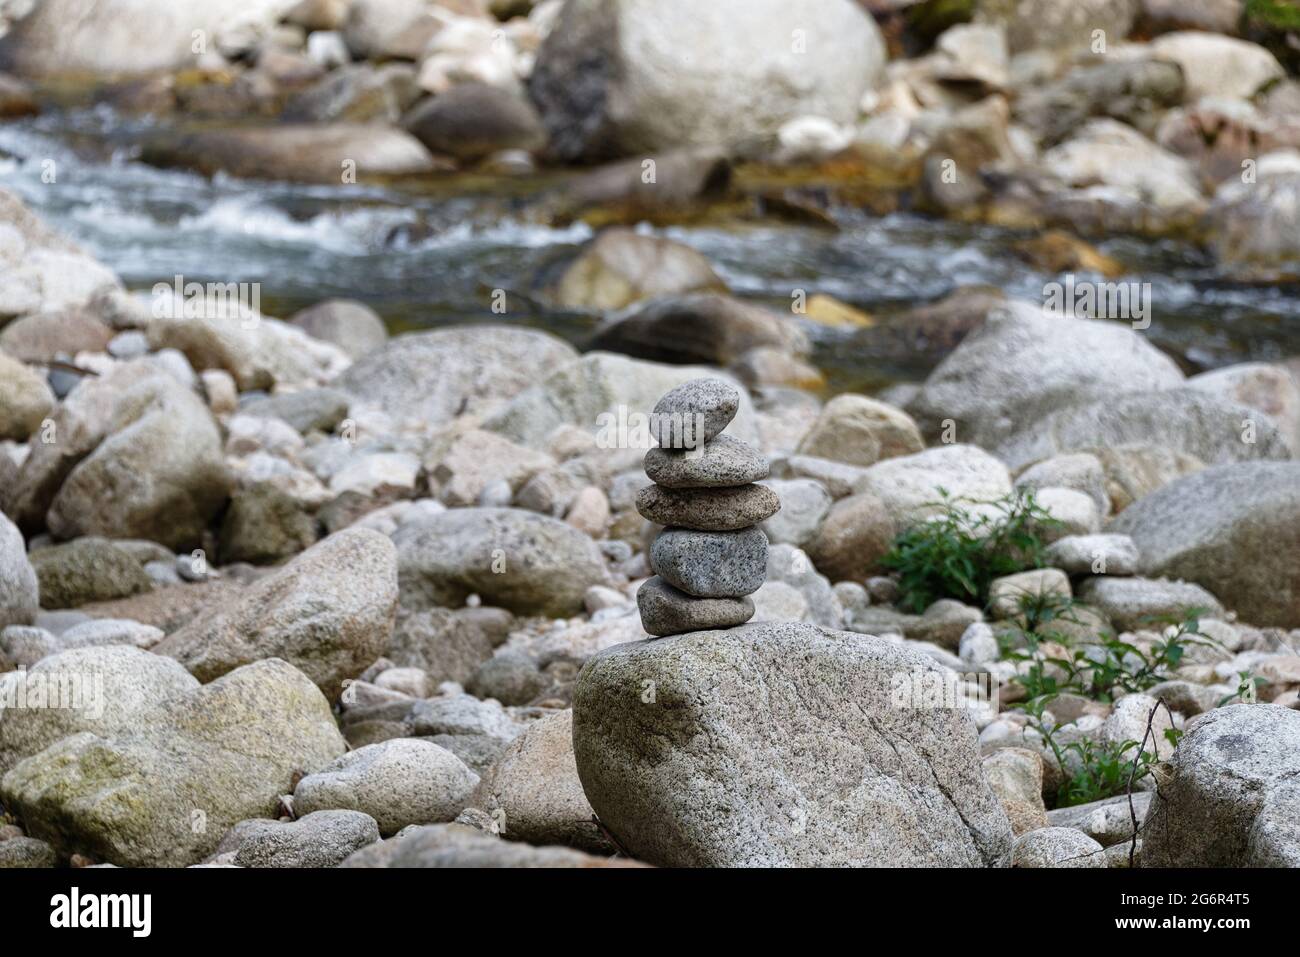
[636,378,780,638]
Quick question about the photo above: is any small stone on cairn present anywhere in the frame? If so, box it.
[636,378,778,637]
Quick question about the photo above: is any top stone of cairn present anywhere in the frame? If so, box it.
[650,377,740,450]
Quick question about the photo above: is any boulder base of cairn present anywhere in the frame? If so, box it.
[572,622,1014,867]
[638,377,775,636]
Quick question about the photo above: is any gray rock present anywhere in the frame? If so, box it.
[474,710,611,853]
[767,543,843,628]
[1109,462,1300,628]
[483,353,757,451]
[1010,827,1106,867]
[988,568,1071,620]
[529,0,884,163]
[996,388,1292,472]
[208,810,380,868]
[758,479,831,547]
[467,651,550,707]
[1048,793,1152,848]
[1076,576,1225,631]
[1015,452,1109,519]
[589,293,806,366]
[0,659,346,867]
[29,538,153,609]
[636,483,779,531]
[795,393,924,467]
[241,388,350,434]
[339,822,638,867]
[749,580,809,623]
[335,326,577,427]
[44,376,231,550]
[650,377,740,449]
[0,350,54,441]
[0,512,38,628]
[907,303,1184,451]
[293,738,480,835]
[154,528,398,700]
[850,444,1012,526]
[637,576,755,637]
[287,298,387,360]
[1043,534,1139,576]
[388,604,513,687]
[0,836,58,868]
[1141,704,1300,866]
[650,527,768,598]
[572,622,1012,866]
[982,747,1048,837]
[395,507,610,617]
[404,82,545,162]
[644,434,768,488]
[1247,779,1300,867]
[218,481,319,565]
[0,645,198,777]
[805,490,895,582]
[59,618,163,651]
[0,625,58,667]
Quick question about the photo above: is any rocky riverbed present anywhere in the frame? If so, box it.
[0,0,1299,870]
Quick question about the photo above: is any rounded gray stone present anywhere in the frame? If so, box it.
[650,377,739,448]
[636,483,779,531]
[644,434,769,488]
[637,576,755,637]
[650,526,768,598]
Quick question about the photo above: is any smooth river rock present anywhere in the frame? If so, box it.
[650,526,768,598]
[636,483,779,531]
[637,576,756,637]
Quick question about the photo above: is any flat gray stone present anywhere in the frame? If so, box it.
[637,576,755,637]
[650,526,768,598]
[636,483,779,531]
[650,377,739,449]
[644,434,768,488]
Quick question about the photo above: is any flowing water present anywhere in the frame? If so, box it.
[3,106,1298,392]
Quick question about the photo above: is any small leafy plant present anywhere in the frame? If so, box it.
[1007,611,1217,704]
[1020,695,1173,809]
[881,489,1058,613]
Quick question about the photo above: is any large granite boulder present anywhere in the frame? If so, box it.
[572,622,1012,867]
[1141,705,1300,867]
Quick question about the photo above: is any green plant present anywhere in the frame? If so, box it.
[1007,612,1218,704]
[1021,695,1166,808]
[881,489,1058,613]
[1218,670,1266,707]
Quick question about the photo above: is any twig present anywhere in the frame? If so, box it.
[1127,698,1176,868]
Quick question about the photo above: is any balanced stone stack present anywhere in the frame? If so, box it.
[636,378,779,637]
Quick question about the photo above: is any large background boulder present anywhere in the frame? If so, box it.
[335,326,577,428]
[572,622,1012,867]
[528,0,885,162]
[0,0,299,78]
[1109,462,1300,627]
[907,303,1185,451]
